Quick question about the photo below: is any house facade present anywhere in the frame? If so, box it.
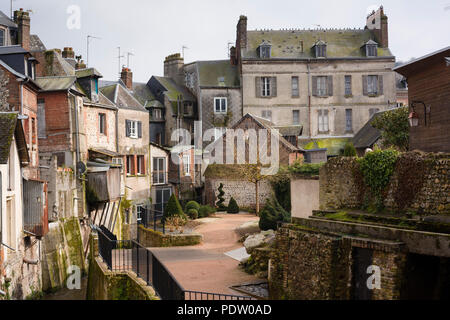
[234,6,397,155]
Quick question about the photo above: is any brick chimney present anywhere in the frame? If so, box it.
[366,6,388,48]
[62,47,75,59]
[75,59,86,70]
[235,15,247,65]
[121,67,133,90]
[230,46,237,65]
[163,53,184,85]
[14,8,31,51]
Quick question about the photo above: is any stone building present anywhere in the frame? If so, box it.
[393,46,450,153]
[233,6,397,156]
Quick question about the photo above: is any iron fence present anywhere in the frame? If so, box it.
[138,206,165,234]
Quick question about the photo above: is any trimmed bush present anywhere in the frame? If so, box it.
[198,205,217,218]
[187,208,198,220]
[259,197,291,231]
[216,183,227,211]
[185,200,200,212]
[227,197,240,214]
[342,142,357,157]
[164,194,186,220]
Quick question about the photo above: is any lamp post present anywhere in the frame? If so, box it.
[409,101,427,127]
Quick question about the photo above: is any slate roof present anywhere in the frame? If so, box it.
[0,112,29,165]
[0,10,17,28]
[242,29,393,60]
[132,82,157,107]
[0,45,29,55]
[195,60,240,87]
[153,76,195,102]
[35,76,77,91]
[273,125,303,137]
[352,110,388,149]
[75,68,102,79]
[30,35,46,52]
[100,82,147,112]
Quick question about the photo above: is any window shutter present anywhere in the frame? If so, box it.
[378,75,383,95]
[271,77,277,97]
[125,120,130,137]
[255,77,261,97]
[362,75,368,96]
[327,76,333,96]
[138,121,142,138]
[312,76,318,96]
[324,109,329,131]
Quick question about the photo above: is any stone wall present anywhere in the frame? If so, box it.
[319,152,450,215]
[205,177,272,210]
[138,225,202,247]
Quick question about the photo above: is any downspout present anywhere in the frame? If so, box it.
[307,60,312,138]
[69,92,81,168]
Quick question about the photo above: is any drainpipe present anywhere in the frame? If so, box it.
[306,60,312,138]
[69,92,81,168]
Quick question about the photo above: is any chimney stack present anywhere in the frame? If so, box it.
[14,8,31,51]
[230,46,237,65]
[121,67,133,90]
[75,60,86,70]
[366,6,389,48]
[235,15,247,65]
[163,53,184,85]
[62,47,75,59]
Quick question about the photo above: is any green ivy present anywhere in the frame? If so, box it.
[357,149,399,211]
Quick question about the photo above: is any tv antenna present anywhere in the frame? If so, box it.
[126,52,134,68]
[117,47,124,75]
[87,35,101,67]
[182,45,188,58]
[227,42,234,57]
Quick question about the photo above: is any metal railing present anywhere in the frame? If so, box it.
[96,228,255,300]
[138,206,165,234]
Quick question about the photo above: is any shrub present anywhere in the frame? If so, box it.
[269,167,291,212]
[198,205,216,218]
[187,208,198,220]
[185,200,200,212]
[227,197,240,214]
[259,197,291,231]
[288,162,324,176]
[164,194,186,220]
[216,183,227,211]
[342,142,357,157]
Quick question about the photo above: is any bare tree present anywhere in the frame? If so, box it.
[238,162,267,215]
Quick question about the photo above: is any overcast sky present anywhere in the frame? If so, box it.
[1,0,449,82]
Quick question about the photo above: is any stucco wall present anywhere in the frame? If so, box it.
[290,177,319,219]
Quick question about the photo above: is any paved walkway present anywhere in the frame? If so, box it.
[150,213,261,295]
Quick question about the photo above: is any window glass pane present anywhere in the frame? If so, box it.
[292,77,299,96]
[0,29,4,46]
[293,110,300,124]
[345,76,352,95]
[345,109,352,131]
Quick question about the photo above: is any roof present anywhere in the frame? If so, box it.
[89,148,122,158]
[0,45,29,55]
[35,76,77,91]
[195,60,240,87]
[132,82,156,107]
[0,10,17,28]
[242,29,393,60]
[99,83,147,112]
[0,112,29,165]
[75,68,102,79]
[30,35,46,52]
[153,76,195,102]
[393,46,450,77]
[352,109,393,149]
[273,125,303,137]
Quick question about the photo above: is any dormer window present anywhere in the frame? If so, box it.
[0,29,5,46]
[258,41,272,59]
[314,41,327,58]
[363,40,378,57]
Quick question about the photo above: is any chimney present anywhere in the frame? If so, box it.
[121,67,133,90]
[366,6,388,48]
[62,47,75,59]
[75,60,86,70]
[230,46,237,65]
[163,53,184,85]
[235,15,247,65]
[14,8,31,51]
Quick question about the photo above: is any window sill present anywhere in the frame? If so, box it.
[291,95,300,98]
[367,94,379,97]
[344,94,353,98]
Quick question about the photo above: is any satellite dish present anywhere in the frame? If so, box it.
[76,161,86,175]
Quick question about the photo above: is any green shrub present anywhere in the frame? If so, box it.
[288,162,324,176]
[216,183,227,211]
[185,200,200,212]
[164,194,186,220]
[269,168,291,212]
[259,197,291,231]
[341,142,357,157]
[227,197,240,214]
[198,205,217,218]
[187,208,198,220]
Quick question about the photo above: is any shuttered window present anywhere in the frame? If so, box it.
[363,75,383,96]
[318,109,329,133]
[313,76,332,97]
[126,120,142,138]
[256,77,277,97]
[261,110,272,121]
[137,155,145,175]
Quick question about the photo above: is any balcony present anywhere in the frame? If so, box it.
[152,171,168,185]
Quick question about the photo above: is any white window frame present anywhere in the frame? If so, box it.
[0,28,5,46]
[345,109,353,132]
[214,97,227,114]
[367,75,378,95]
[318,109,329,133]
[261,77,271,97]
[317,76,327,96]
[152,157,166,185]
[292,77,299,97]
[129,120,138,138]
[137,155,145,175]
[345,75,352,96]
[183,154,190,176]
[261,110,272,121]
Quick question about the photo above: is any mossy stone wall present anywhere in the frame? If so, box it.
[138,225,202,247]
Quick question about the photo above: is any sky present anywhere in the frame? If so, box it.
[1,0,449,83]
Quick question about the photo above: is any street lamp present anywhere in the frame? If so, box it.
[409,101,428,127]
[408,110,419,127]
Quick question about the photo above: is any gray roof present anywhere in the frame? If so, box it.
[0,45,29,55]
[0,10,17,28]
[352,111,387,149]
[30,35,46,52]
[153,76,196,102]
[35,76,77,91]
[0,112,29,164]
[242,29,393,60]
[100,82,147,112]
[132,82,156,107]
[195,60,240,87]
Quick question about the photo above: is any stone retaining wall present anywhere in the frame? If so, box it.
[138,225,202,247]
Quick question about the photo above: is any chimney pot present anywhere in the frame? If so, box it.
[121,67,133,90]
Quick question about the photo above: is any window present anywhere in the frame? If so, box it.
[367,75,378,95]
[99,113,106,135]
[317,76,327,96]
[183,154,190,176]
[213,127,225,141]
[152,109,162,120]
[126,120,142,138]
[369,108,380,118]
[262,77,271,97]
[214,97,227,113]
[259,45,271,59]
[315,44,326,58]
[153,157,166,184]
[112,157,124,174]
[345,75,352,96]
[31,117,36,147]
[184,102,192,115]
[292,110,300,125]
[7,141,14,190]
[0,29,4,46]
[345,109,353,132]
[366,44,378,57]
[137,155,145,175]
[261,110,272,121]
[292,77,299,97]
[318,109,329,133]
[37,99,46,138]
[155,133,162,145]
[136,205,145,224]
[126,155,135,175]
